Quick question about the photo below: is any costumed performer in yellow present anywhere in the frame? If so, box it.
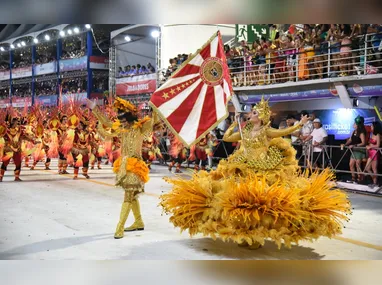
[87,97,160,239]
[161,98,352,249]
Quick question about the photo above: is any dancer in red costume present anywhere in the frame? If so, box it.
[71,118,91,179]
[0,118,36,182]
[167,130,188,173]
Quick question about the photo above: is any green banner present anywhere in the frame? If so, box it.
[236,24,270,43]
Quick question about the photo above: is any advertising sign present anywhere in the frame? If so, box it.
[36,95,58,106]
[12,67,32,79]
[116,74,157,96]
[89,56,109,70]
[89,93,105,105]
[34,62,57,75]
[240,88,338,104]
[59,56,87,72]
[11,96,32,108]
[313,109,378,140]
[0,70,9,81]
[348,84,382,97]
[0,98,10,108]
[60,92,87,104]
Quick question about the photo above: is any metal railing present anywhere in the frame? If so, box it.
[227,33,382,87]
[149,135,381,189]
[291,141,382,191]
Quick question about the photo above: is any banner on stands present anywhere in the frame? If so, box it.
[11,96,32,108]
[12,67,32,79]
[348,84,382,97]
[309,109,377,140]
[59,56,87,72]
[89,93,105,105]
[0,70,9,81]
[0,98,10,108]
[116,74,156,95]
[240,89,338,104]
[34,62,57,75]
[60,92,87,104]
[89,56,109,70]
[275,108,378,140]
[36,95,58,106]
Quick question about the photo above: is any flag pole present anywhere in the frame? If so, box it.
[231,93,244,140]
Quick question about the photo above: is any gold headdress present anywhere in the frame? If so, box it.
[253,97,271,125]
[113,97,137,114]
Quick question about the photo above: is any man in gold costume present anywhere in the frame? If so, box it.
[161,98,352,250]
[87,97,159,239]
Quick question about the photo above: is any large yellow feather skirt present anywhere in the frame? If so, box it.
[161,138,352,249]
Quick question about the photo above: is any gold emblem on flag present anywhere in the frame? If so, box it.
[200,57,224,86]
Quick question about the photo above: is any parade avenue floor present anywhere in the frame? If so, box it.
[0,160,381,260]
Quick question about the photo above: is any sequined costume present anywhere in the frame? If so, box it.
[90,127,104,170]
[189,135,209,171]
[0,121,36,182]
[161,98,352,249]
[30,123,52,170]
[57,118,70,174]
[142,133,162,169]
[71,122,91,179]
[167,131,188,173]
[90,97,159,239]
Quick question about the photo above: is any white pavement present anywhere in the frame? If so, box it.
[0,160,381,260]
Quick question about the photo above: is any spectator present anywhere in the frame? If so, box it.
[118,67,124,77]
[304,118,328,168]
[342,116,367,183]
[298,111,314,165]
[365,121,381,187]
[147,63,155,73]
[130,65,137,76]
[286,114,300,143]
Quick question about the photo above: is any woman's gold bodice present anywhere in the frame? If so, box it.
[223,120,302,171]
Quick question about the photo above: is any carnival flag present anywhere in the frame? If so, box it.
[149,31,233,147]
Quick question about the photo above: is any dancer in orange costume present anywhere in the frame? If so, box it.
[71,117,91,180]
[167,131,188,173]
[30,120,52,170]
[90,122,104,170]
[189,135,209,171]
[142,133,162,169]
[0,117,36,182]
[57,115,70,174]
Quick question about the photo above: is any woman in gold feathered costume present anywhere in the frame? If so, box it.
[161,98,352,249]
[87,97,159,239]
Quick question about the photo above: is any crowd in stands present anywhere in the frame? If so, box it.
[117,63,155,78]
[160,53,191,84]
[35,80,57,96]
[0,63,9,71]
[92,73,108,93]
[61,48,85,60]
[61,78,87,94]
[226,24,382,86]
[61,36,86,60]
[12,84,31,98]
[0,88,8,99]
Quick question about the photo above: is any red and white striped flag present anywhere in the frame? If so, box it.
[149,31,233,147]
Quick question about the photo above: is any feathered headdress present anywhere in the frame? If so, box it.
[113,97,137,114]
[253,97,271,125]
